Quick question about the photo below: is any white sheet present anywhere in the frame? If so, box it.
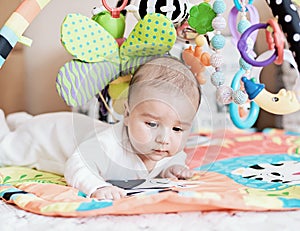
[1,200,300,231]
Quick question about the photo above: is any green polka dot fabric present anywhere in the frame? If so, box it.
[57,13,177,107]
[61,13,119,63]
[120,13,176,62]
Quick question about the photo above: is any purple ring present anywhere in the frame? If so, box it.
[238,23,277,67]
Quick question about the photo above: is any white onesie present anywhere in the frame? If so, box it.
[0,111,186,196]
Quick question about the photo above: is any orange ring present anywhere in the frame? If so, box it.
[266,19,285,65]
[102,0,128,18]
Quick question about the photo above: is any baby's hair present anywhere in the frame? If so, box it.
[128,56,201,109]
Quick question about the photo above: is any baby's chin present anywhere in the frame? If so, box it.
[147,150,170,160]
[137,150,168,162]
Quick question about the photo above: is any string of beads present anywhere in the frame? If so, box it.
[209,0,249,105]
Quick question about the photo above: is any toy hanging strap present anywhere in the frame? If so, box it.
[0,0,52,69]
[266,0,300,72]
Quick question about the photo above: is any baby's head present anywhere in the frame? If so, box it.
[128,57,201,111]
[124,57,201,165]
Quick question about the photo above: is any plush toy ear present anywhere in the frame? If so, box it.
[120,13,176,63]
[56,55,159,108]
[61,13,119,63]
[56,60,120,107]
[121,55,162,76]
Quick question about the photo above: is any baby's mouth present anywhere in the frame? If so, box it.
[153,149,168,155]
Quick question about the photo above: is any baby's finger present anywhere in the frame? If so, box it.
[163,170,177,179]
[119,189,127,197]
[112,189,126,200]
[94,191,108,200]
[181,171,193,179]
[176,169,196,179]
[186,171,202,180]
[111,191,121,200]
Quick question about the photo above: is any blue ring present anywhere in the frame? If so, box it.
[233,0,254,11]
[229,68,260,129]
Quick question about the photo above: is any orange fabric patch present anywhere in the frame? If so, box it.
[16,0,41,23]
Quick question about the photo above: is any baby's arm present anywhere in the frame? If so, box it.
[64,152,110,195]
[65,152,127,200]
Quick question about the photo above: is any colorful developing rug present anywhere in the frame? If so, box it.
[0,129,299,217]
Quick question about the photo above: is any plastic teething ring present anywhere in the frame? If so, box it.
[242,49,300,115]
[238,23,277,67]
[229,68,260,129]
[102,0,128,18]
[233,0,254,11]
[230,49,288,129]
[266,19,285,65]
[228,5,259,48]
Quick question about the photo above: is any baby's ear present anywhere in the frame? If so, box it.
[123,100,130,126]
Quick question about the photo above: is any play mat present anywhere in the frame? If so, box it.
[0,0,300,220]
[0,129,300,217]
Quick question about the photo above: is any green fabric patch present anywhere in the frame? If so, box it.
[0,166,66,186]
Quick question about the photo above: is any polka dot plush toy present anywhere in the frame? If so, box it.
[61,13,120,63]
[57,12,176,107]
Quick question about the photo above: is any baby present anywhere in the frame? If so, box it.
[0,57,201,200]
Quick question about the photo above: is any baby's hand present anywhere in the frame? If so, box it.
[163,165,195,180]
[91,186,127,200]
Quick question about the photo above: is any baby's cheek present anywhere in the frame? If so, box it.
[130,126,152,144]
[173,134,188,152]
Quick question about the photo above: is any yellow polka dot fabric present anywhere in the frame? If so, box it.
[120,13,176,61]
[61,13,119,63]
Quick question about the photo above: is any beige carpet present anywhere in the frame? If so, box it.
[1,200,299,231]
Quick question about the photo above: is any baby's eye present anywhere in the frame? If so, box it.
[146,121,158,128]
[172,127,183,132]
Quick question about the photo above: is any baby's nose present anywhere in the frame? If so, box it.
[155,128,170,144]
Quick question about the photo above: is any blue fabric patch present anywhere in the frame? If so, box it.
[76,199,113,211]
[195,154,300,190]
[279,198,300,208]
[0,186,20,197]
[0,26,18,46]
[0,56,5,66]
[10,192,35,201]
[77,191,87,198]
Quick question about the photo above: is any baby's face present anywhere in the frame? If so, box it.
[124,90,197,162]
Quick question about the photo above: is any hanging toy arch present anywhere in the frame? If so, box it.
[185,0,300,129]
[1,0,300,130]
[0,0,52,69]
[242,49,300,115]
[227,0,260,129]
[240,0,300,116]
